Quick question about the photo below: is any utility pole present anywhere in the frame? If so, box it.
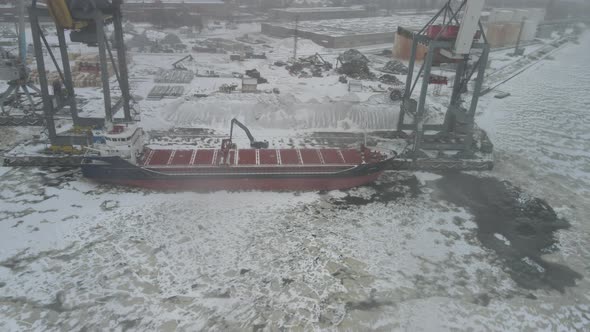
[18,0,26,62]
[293,15,299,61]
[511,18,526,56]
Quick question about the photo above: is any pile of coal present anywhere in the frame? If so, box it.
[286,53,333,78]
[336,49,375,80]
[378,74,403,85]
[245,69,268,84]
[381,60,409,75]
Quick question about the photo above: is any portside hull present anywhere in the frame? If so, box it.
[81,156,390,191]
[93,173,382,191]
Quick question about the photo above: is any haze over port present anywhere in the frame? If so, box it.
[0,0,589,330]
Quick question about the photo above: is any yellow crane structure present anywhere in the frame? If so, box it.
[46,0,90,30]
[28,0,133,145]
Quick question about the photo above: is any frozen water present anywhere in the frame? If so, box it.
[479,33,590,200]
[0,169,586,330]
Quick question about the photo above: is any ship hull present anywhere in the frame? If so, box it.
[93,173,383,191]
[81,156,390,191]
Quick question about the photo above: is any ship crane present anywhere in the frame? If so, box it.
[222,118,269,150]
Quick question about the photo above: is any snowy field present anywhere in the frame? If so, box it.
[1,22,589,330]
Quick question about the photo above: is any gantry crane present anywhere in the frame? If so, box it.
[29,0,133,144]
[0,0,42,124]
[397,0,492,161]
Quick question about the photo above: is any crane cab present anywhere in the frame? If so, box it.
[46,0,117,44]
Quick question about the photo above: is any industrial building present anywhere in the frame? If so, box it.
[393,7,547,60]
[261,14,431,48]
[121,0,231,25]
[269,7,368,21]
[241,78,258,93]
[483,7,546,47]
[392,28,430,62]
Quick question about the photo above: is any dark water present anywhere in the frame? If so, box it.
[472,32,590,292]
[434,173,582,292]
[328,170,582,293]
[328,172,419,206]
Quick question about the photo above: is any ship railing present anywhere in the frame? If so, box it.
[371,145,398,161]
[82,146,103,158]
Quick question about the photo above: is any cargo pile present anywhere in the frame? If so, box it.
[147,85,185,100]
[336,49,375,80]
[126,33,154,51]
[236,34,266,45]
[378,74,403,85]
[380,60,408,75]
[154,69,194,83]
[219,83,238,93]
[245,69,268,84]
[74,54,116,76]
[192,38,253,54]
[286,53,333,78]
[30,53,123,88]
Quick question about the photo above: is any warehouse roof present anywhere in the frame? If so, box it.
[124,0,224,4]
[242,78,258,85]
[268,14,432,37]
[271,7,365,13]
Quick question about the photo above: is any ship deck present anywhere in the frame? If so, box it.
[141,148,364,167]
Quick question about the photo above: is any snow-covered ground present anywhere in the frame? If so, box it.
[1,21,589,330]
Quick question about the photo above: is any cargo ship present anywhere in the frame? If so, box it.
[81,120,393,191]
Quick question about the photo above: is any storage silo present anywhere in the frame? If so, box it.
[511,9,529,22]
[528,8,546,23]
[492,9,514,23]
[485,23,506,47]
[503,22,522,46]
[393,31,428,61]
[521,19,539,41]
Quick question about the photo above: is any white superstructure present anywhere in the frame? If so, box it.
[454,0,485,54]
[92,124,145,164]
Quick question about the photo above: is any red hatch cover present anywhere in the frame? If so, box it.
[259,150,278,165]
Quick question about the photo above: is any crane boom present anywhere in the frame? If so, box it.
[453,0,485,54]
[18,0,25,62]
[172,54,193,70]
